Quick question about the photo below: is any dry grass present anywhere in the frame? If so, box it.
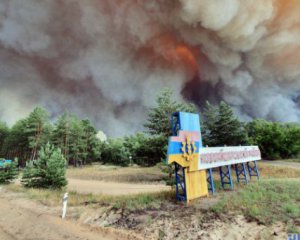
[67,161,300,185]
[258,162,300,179]
[280,159,300,163]
[5,184,174,210]
[67,164,166,183]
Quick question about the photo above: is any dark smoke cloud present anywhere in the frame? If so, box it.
[0,0,299,136]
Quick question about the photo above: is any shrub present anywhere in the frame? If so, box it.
[22,143,67,189]
[0,161,18,184]
[100,139,130,166]
[247,120,300,159]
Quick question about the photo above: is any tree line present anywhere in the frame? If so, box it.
[0,88,299,169]
[0,108,101,167]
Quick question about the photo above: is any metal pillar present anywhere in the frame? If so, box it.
[219,165,234,189]
[235,163,248,184]
[247,161,260,180]
[174,163,187,201]
[207,168,215,194]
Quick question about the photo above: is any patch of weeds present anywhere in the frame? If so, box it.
[158,229,166,240]
[283,203,299,217]
[210,179,300,225]
[287,224,300,234]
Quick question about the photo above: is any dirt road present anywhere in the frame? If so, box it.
[67,178,171,195]
[0,187,138,240]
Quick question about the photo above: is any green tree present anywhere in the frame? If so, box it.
[2,119,30,166]
[201,101,218,146]
[0,161,18,184]
[202,101,247,146]
[81,119,101,164]
[26,107,51,161]
[144,88,197,137]
[0,122,9,156]
[281,123,300,158]
[22,142,67,189]
[68,116,86,166]
[247,120,300,159]
[124,133,167,166]
[100,138,130,166]
[52,112,71,162]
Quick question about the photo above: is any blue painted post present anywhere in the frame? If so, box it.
[219,165,234,189]
[174,163,187,201]
[207,168,215,194]
[235,163,248,184]
[247,161,260,180]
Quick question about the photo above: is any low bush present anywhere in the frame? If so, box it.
[21,143,67,189]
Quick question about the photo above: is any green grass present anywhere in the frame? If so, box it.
[211,179,300,224]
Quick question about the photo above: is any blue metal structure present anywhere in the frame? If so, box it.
[235,163,248,184]
[219,165,234,189]
[247,161,260,179]
[174,163,187,201]
[207,168,215,194]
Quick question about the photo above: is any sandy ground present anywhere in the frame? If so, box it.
[261,160,300,169]
[0,187,139,240]
[67,178,171,195]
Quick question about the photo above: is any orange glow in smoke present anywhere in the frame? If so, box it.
[175,44,198,76]
[136,33,199,78]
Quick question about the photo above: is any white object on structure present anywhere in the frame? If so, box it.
[62,192,68,219]
[198,146,261,170]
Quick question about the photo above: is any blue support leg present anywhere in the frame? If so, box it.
[207,168,215,194]
[174,163,187,201]
[235,163,248,184]
[247,161,260,180]
[219,165,234,190]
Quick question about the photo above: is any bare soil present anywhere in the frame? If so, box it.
[0,187,140,240]
[78,198,288,240]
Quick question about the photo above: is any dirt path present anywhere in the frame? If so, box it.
[67,178,171,195]
[260,160,300,169]
[0,187,138,240]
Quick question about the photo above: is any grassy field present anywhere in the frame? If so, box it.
[67,164,166,183]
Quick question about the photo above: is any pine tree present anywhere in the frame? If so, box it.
[202,101,218,146]
[26,107,51,161]
[204,101,247,146]
[144,88,197,137]
[81,119,101,164]
[22,143,67,189]
[52,112,71,162]
[69,117,85,167]
[0,121,9,156]
[0,161,18,184]
[2,119,30,166]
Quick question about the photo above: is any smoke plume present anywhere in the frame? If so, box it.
[0,0,299,136]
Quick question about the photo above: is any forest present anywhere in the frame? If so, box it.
[0,88,299,168]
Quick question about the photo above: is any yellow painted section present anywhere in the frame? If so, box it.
[185,169,208,202]
[167,154,199,172]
